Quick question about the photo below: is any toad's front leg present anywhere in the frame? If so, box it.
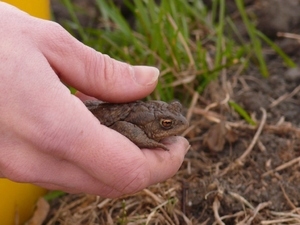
[110,121,169,150]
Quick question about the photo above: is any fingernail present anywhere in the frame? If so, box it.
[132,66,159,85]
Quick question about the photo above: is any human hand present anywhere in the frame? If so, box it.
[0,2,189,197]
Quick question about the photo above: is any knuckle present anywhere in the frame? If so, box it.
[83,53,116,91]
[84,53,131,93]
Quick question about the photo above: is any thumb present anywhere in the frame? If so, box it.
[36,21,159,102]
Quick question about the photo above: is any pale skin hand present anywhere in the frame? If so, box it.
[0,2,189,197]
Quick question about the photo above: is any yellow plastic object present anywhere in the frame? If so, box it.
[2,0,50,19]
[0,179,48,225]
[0,2,50,224]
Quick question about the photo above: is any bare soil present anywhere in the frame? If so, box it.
[42,1,300,224]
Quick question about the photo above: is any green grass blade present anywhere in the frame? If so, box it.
[43,191,66,202]
[235,0,269,77]
[256,30,297,68]
[61,0,87,41]
[214,0,225,67]
[229,101,256,125]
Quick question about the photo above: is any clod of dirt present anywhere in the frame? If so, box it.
[285,67,300,82]
[255,0,300,38]
[237,91,269,114]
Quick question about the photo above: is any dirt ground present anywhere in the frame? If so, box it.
[41,1,300,224]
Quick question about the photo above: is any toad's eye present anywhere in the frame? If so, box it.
[160,119,173,129]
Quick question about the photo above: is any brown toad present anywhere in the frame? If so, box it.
[85,100,189,150]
